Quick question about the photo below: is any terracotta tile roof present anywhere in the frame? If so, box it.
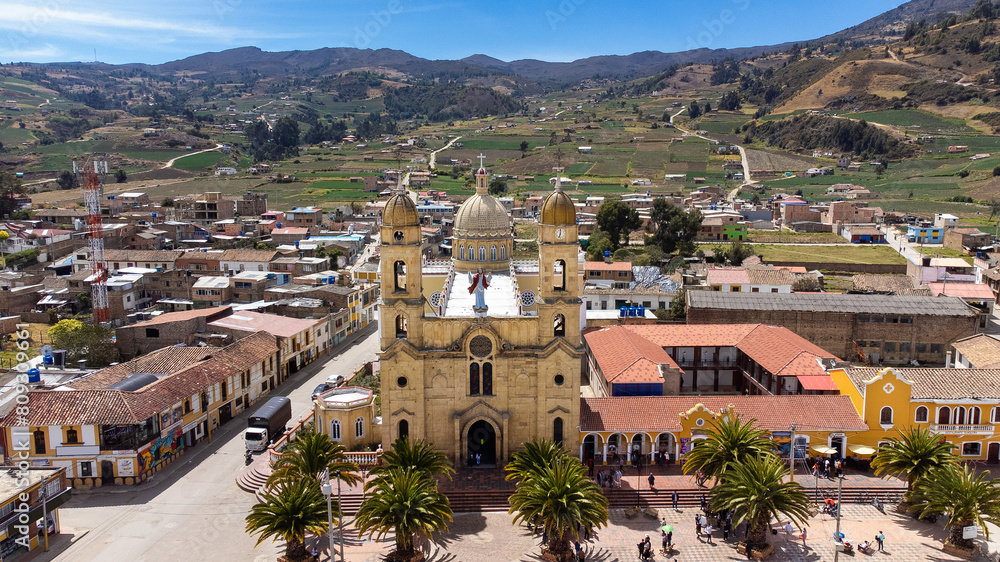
[130,306,232,326]
[580,395,868,433]
[69,347,215,390]
[585,261,632,272]
[179,250,222,261]
[0,332,279,426]
[745,269,795,286]
[625,324,756,348]
[707,268,749,285]
[927,282,996,299]
[104,249,185,263]
[951,334,1000,369]
[208,310,319,338]
[218,249,280,263]
[584,326,679,384]
[843,367,1000,400]
[851,274,915,294]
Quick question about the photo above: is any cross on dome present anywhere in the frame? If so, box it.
[478,153,485,168]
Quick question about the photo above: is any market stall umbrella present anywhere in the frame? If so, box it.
[812,445,838,455]
[660,525,673,533]
[848,444,876,455]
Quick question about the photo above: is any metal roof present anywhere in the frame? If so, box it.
[687,291,976,316]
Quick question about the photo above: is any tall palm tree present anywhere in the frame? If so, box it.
[355,468,453,560]
[710,453,811,546]
[682,415,773,484]
[267,432,361,490]
[508,456,609,561]
[872,427,960,494]
[245,478,329,561]
[504,438,568,484]
[910,465,1000,549]
[369,436,454,482]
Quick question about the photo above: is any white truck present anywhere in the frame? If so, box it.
[245,396,292,452]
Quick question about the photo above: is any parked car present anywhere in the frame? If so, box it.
[312,383,332,399]
[326,374,345,387]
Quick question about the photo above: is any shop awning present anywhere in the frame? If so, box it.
[812,445,838,454]
[848,444,876,455]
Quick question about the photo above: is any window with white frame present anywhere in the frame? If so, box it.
[331,419,341,441]
[355,417,365,439]
[914,406,928,423]
[963,442,982,456]
[879,406,893,425]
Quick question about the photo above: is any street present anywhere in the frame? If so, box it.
[33,325,380,562]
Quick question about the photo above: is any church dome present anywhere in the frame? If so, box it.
[454,192,511,233]
[540,190,576,225]
[382,192,418,227]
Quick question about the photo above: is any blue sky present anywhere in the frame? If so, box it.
[1,0,905,65]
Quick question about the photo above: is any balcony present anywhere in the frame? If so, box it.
[930,424,994,435]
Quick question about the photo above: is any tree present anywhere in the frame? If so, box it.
[505,438,568,484]
[688,101,702,119]
[245,479,329,561]
[161,197,174,207]
[718,90,743,111]
[508,456,608,561]
[56,171,77,191]
[872,427,961,495]
[267,432,361,491]
[667,289,687,320]
[48,320,118,367]
[910,464,1000,550]
[647,198,702,256]
[596,200,641,252]
[488,178,507,196]
[114,168,127,183]
[710,454,811,547]
[370,436,454,481]
[682,415,774,484]
[713,240,755,265]
[584,229,614,261]
[355,468,453,560]
[519,140,529,155]
[791,275,822,292]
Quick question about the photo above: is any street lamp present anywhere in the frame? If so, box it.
[321,469,338,562]
[833,473,844,562]
[336,470,344,562]
[789,423,796,482]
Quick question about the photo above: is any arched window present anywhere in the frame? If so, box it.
[479,246,486,262]
[395,315,407,338]
[500,245,506,260]
[355,417,365,438]
[459,245,464,260]
[915,406,928,423]
[993,406,1000,423]
[393,260,406,292]
[33,430,45,455]
[955,407,966,425]
[491,245,497,261]
[482,362,493,396]
[398,419,409,439]
[554,259,566,291]
[330,420,341,440]
[553,314,566,337]
[469,363,480,395]
[938,406,951,425]
[553,417,564,445]
[880,406,893,425]
[66,428,78,444]
[971,406,982,425]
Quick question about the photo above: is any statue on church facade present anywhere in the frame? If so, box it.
[468,267,491,315]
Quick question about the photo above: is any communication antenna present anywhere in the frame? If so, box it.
[73,155,110,324]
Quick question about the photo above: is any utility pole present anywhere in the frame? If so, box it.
[321,469,336,561]
[833,473,844,561]
[789,423,796,482]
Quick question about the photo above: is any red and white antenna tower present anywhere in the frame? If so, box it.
[74,157,110,324]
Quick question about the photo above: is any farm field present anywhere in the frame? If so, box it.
[172,151,230,171]
[753,243,907,264]
[850,109,975,134]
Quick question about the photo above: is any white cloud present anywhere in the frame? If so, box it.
[0,42,62,61]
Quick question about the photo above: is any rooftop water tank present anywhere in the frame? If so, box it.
[27,368,40,383]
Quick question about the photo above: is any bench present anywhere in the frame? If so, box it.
[624,506,640,518]
[644,507,659,519]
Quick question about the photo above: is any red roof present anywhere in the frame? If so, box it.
[797,375,839,391]
[707,268,750,285]
[581,395,867,433]
[928,283,995,299]
[585,326,679,384]
[208,310,320,338]
[585,261,632,272]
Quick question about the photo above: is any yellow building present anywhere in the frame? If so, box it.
[379,164,584,467]
[314,386,381,450]
[829,365,1000,461]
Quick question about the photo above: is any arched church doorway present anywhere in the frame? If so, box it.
[468,420,496,467]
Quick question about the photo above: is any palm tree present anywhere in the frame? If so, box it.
[910,465,1000,550]
[508,456,609,562]
[710,453,811,547]
[504,438,568,484]
[682,415,773,484]
[369,436,454,482]
[267,432,361,490]
[872,427,960,495]
[355,468,453,561]
[245,478,329,561]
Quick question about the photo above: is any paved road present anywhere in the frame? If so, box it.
[668,107,753,201]
[429,136,462,169]
[163,143,224,169]
[38,326,380,562]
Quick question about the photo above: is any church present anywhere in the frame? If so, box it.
[378,161,584,466]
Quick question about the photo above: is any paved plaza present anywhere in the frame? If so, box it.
[342,504,980,562]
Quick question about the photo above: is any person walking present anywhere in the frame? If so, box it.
[723,521,730,542]
[661,530,668,553]
[812,460,819,478]
[647,473,655,490]
[798,527,807,546]
[695,517,702,541]
[666,530,672,548]
[704,523,714,544]
[784,521,794,538]
[587,457,594,478]
[876,530,885,551]
[671,490,679,510]
[616,468,622,488]
[824,458,830,479]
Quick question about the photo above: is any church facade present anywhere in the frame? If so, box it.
[378,164,584,466]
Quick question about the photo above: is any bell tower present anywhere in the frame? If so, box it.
[379,186,424,348]
[537,168,581,346]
